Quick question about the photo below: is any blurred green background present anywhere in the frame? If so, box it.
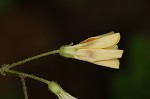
[0,0,150,99]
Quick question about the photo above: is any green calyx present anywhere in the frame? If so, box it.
[59,44,78,58]
[48,82,64,95]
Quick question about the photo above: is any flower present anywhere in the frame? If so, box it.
[59,31,124,69]
[48,82,77,99]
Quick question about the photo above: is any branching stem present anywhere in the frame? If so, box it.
[0,48,77,99]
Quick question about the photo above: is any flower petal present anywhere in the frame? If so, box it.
[79,31,115,44]
[94,59,120,69]
[106,45,118,49]
[74,49,123,62]
[77,33,120,49]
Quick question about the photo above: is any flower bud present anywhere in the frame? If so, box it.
[48,82,77,99]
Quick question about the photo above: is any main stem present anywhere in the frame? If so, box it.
[21,77,28,99]
[5,50,60,69]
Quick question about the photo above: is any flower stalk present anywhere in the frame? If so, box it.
[5,50,60,69]
[0,68,76,99]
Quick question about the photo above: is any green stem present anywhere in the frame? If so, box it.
[5,69,50,84]
[20,77,28,99]
[5,50,60,69]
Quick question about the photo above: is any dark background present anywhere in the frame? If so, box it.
[0,0,150,99]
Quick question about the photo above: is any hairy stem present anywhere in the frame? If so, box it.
[5,69,50,84]
[5,50,59,69]
[20,77,28,99]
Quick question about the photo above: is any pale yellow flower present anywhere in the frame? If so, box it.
[60,31,124,69]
